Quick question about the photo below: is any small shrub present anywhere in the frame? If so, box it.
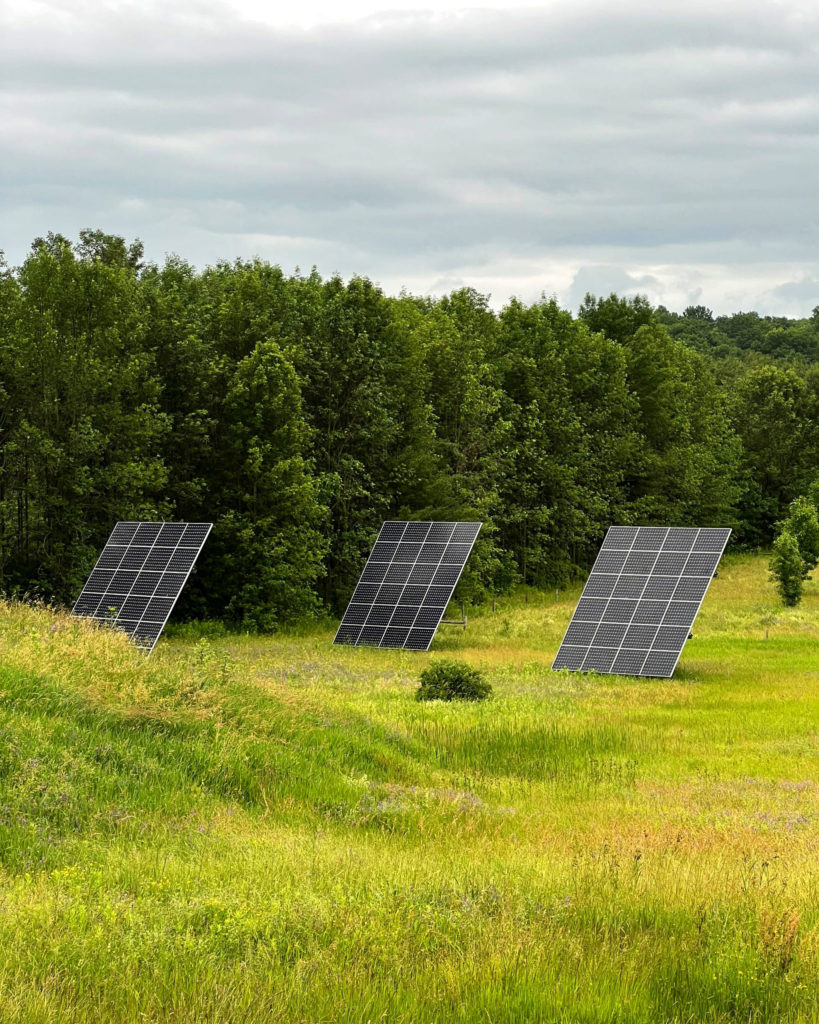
[779,496,819,578]
[769,530,804,606]
[416,660,492,702]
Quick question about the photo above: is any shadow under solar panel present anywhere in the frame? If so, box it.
[71,521,212,653]
[333,521,482,650]
[552,526,731,678]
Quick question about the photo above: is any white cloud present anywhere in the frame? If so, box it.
[1,0,819,314]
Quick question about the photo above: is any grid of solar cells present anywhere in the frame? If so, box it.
[552,526,731,678]
[72,522,213,652]
[333,521,482,650]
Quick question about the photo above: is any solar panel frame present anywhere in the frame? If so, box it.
[72,521,212,653]
[333,521,482,650]
[553,526,731,678]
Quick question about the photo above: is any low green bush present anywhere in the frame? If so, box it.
[416,660,492,702]
[770,530,804,606]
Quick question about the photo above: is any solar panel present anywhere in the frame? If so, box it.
[72,521,212,652]
[333,521,482,650]
[552,526,731,678]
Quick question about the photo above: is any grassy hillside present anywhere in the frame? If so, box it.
[0,555,818,1023]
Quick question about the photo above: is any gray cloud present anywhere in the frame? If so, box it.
[765,274,819,309]
[566,266,664,311]
[2,0,819,314]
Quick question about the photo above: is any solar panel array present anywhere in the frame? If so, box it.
[334,521,482,650]
[72,521,212,652]
[552,526,731,678]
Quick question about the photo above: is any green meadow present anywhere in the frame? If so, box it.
[0,554,817,1023]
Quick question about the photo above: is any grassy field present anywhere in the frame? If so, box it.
[0,554,818,1022]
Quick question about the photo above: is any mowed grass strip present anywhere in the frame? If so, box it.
[0,555,817,1022]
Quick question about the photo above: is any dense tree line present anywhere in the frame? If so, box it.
[1,231,817,625]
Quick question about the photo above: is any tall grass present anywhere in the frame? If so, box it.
[0,556,817,1022]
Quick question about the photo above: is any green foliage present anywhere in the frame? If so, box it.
[659,304,819,364]
[808,478,819,513]
[416,659,492,702]
[0,229,817,627]
[769,530,804,606]
[496,298,636,584]
[293,275,443,610]
[0,232,169,603]
[779,496,819,578]
[577,292,655,344]
[410,289,516,600]
[730,365,819,545]
[618,324,743,527]
[203,341,328,628]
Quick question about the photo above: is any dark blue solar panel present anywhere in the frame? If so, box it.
[72,522,212,653]
[553,526,731,678]
[333,521,482,650]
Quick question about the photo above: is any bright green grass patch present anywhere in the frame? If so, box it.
[0,555,818,1022]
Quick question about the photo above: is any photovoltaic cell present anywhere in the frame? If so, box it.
[333,521,482,650]
[552,526,731,678]
[72,521,212,653]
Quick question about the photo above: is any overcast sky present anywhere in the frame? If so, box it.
[2,0,818,315]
